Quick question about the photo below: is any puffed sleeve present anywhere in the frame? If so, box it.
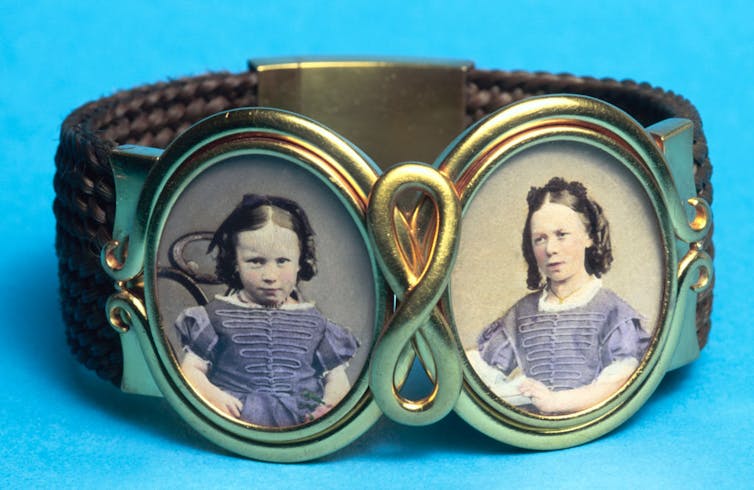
[315,319,359,373]
[174,305,218,361]
[601,298,651,367]
[477,309,518,376]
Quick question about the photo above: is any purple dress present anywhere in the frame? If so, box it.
[478,288,649,392]
[175,297,358,427]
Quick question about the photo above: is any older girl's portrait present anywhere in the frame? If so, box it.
[452,141,663,416]
[154,154,376,428]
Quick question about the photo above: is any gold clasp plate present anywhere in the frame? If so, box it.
[250,57,471,169]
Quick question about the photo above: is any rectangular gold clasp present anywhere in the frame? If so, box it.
[250,57,471,170]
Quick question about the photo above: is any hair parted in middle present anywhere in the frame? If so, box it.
[208,194,317,291]
[522,177,613,290]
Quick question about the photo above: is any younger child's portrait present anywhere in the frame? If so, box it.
[154,155,377,429]
[173,195,359,426]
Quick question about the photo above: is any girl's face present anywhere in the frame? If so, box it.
[530,202,593,287]
[235,222,301,307]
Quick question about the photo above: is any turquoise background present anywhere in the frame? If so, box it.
[2,1,752,487]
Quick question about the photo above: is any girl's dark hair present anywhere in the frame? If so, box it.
[208,194,317,291]
[522,177,612,290]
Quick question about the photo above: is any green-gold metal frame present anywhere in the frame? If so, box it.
[437,95,712,449]
[102,108,388,462]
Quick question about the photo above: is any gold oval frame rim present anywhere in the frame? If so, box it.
[440,95,684,449]
[138,108,386,462]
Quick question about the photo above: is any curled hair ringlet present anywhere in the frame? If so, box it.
[208,194,318,292]
[522,177,613,290]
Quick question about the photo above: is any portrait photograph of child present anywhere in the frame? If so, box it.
[452,141,664,416]
[155,155,377,428]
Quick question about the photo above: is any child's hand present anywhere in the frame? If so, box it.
[206,388,243,418]
[518,363,635,414]
[180,351,243,418]
[309,403,333,420]
[518,377,562,413]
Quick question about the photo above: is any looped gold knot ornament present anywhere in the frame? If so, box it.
[367,163,464,425]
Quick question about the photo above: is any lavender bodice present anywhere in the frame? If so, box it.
[478,288,649,391]
[175,297,358,427]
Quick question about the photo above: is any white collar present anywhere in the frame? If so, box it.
[538,276,602,312]
[214,292,315,310]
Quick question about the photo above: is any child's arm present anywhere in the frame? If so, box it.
[322,365,351,405]
[181,351,243,418]
[309,365,351,419]
[518,358,638,414]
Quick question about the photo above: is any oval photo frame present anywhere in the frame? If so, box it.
[440,95,681,449]
[138,109,386,461]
